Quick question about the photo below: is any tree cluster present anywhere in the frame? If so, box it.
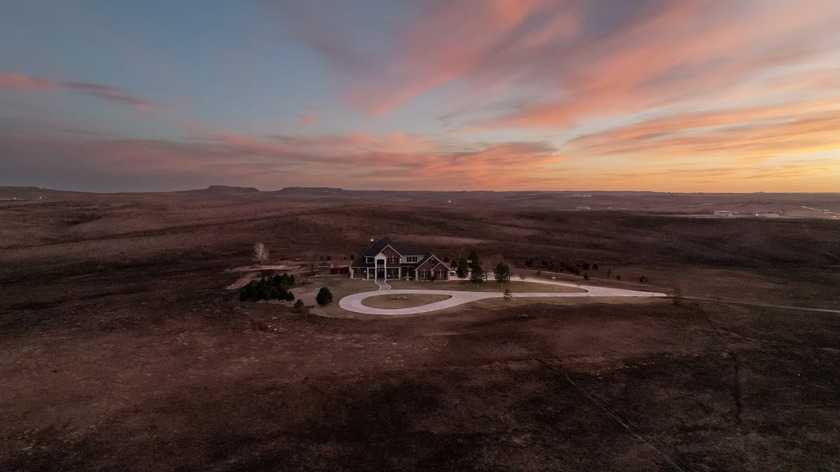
[525,258,598,275]
[239,274,295,302]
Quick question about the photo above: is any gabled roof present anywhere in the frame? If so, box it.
[391,241,431,256]
[350,237,435,268]
[415,253,447,269]
[361,237,395,257]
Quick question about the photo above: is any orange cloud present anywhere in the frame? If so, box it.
[566,107,840,164]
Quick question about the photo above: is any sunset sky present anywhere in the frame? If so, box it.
[1,0,839,192]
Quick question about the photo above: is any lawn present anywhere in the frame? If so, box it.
[362,293,452,309]
[387,280,586,293]
[294,276,378,317]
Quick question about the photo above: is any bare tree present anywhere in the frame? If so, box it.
[253,243,269,266]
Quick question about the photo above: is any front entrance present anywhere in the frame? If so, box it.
[377,267,385,279]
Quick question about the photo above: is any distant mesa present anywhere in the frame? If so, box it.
[203,185,260,194]
[278,187,345,194]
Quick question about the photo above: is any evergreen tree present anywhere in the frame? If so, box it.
[494,262,511,283]
[456,257,469,279]
[468,250,479,267]
[316,287,333,306]
[470,263,485,284]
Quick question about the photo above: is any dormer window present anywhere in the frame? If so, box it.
[407,256,418,263]
[365,256,373,263]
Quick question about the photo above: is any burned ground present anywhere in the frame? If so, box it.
[1,188,839,470]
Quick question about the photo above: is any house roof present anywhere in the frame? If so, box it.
[350,237,435,268]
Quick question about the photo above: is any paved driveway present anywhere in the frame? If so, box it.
[338,278,667,316]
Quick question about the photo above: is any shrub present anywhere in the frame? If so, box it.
[615,274,621,281]
[292,299,305,313]
[503,288,512,301]
[584,272,590,280]
[592,263,599,271]
[639,276,648,284]
[316,287,333,306]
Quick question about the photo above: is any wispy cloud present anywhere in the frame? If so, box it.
[0,72,157,111]
[279,0,840,129]
[566,108,840,164]
[0,127,566,191]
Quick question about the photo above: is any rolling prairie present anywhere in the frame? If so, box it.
[1,187,839,471]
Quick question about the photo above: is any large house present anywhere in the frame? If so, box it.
[350,237,450,281]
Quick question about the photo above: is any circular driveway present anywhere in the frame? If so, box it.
[339,278,667,316]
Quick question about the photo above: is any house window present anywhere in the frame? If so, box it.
[407,256,418,263]
[429,258,436,266]
[388,256,398,264]
[420,269,427,278]
[365,256,373,263]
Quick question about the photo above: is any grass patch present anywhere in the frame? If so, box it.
[294,277,378,317]
[387,280,586,293]
[362,293,452,309]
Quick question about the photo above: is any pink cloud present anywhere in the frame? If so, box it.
[280,0,840,132]
[1,126,566,191]
[0,72,56,91]
[0,72,156,111]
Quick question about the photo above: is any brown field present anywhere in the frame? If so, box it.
[1,186,839,471]
[362,293,452,309]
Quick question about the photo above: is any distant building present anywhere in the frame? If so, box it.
[756,213,780,218]
[714,210,734,217]
[350,237,449,281]
[576,206,591,211]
